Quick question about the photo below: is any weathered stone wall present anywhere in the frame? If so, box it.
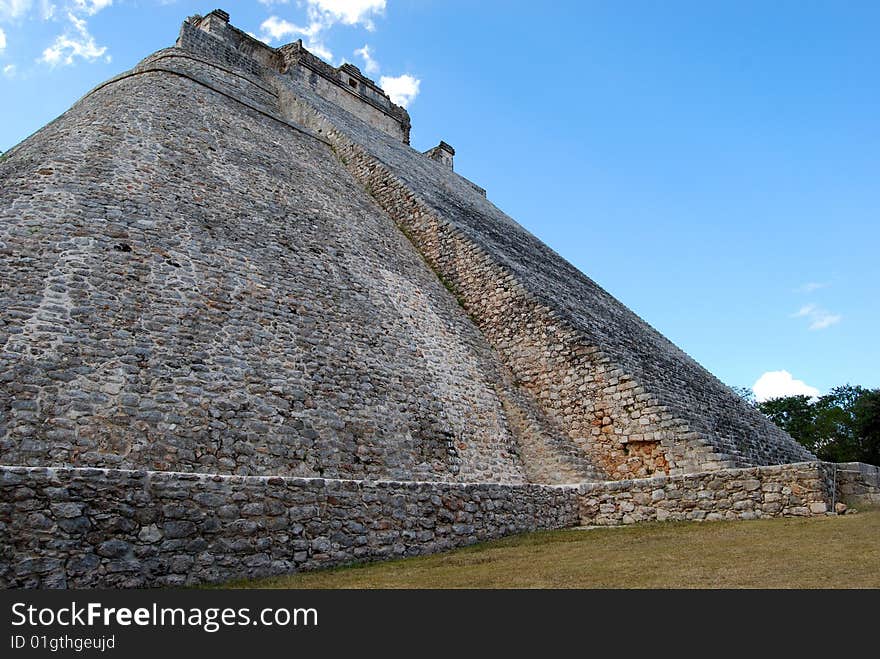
[0,466,578,588]
[176,12,280,79]
[834,462,880,507]
[0,9,817,488]
[280,46,410,144]
[576,461,835,525]
[1,461,851,588]
[282,63,409,143]
[0,10,853,590]
[0,59,578,484]
[134,49,283,117]
[177,12,410,143]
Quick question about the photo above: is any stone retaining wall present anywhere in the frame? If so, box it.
[577,461,835,525]
[2,461,862,588]
[834,462,880,506]
[0,466,577,588]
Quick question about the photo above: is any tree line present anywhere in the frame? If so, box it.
[732,385,880,465]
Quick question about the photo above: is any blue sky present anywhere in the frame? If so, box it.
[1,1,877,400]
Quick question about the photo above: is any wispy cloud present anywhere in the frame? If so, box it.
[258,1,419,106]
[0,0,35,21]
[260,15,321,40]
[309,0,386,31]
[752,370,820,402]
[796,281,829,294]
[2,1,418,104]
[39,10,107,66]
[792,304,816,318]
[72,0,111,16]
[259,0,387,60]
[1,1,93,23]
[808,313,842,330]
[0,1,112,66]
[260,14,330,59]
[354,43,378,74]
[791,303,841,331]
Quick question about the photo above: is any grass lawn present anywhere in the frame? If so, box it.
[229,509,880,589]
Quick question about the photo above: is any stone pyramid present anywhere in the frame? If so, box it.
[0,10,822,587]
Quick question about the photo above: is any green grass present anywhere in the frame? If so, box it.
[228,509,880,589]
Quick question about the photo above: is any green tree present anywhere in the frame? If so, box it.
[755,385,880,464]
[811,385,864,462]
[852,389,880,465]
[757,395,821,454]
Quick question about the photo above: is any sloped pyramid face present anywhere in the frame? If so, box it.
[0,10,813,490]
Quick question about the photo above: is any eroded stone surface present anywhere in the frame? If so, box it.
[0,466,578,588]
[0,52,556,484]
[834,462,880,506]
[0,10,848,589]
[0,462,855,588]
[0,9,815,487]
[576,462,838,525]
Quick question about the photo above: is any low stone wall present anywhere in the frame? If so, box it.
[3,461,872,588]
[0,466,577,588]
[577,462,835,525]
[834,462,880,506]
[0,462,864,588]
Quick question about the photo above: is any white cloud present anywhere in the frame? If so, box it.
[808,313,841,330]
[0,1,102,22]
[791,303,841,331]
[71,0,110,16]
[260,14,331,59]
[2,63,14,77]
[380,73,419,108]
[261,16,310,41]
[260,0,386,62]
[354,43,378,74]
[796,282,829,293]
[0,1,109,64]
[39,10,105,66]
[308,0,385,30]
[752,370,820,403]
[0,26,5,52]
[2,0,397,81]
[0,0,34,21]
[304,40,332,61]
[261,15,325,40]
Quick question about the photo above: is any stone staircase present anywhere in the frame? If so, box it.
[495,370,607,485]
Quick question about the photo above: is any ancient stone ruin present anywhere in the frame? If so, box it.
[1,10,877,588]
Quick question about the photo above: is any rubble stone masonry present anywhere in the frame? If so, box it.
[2,461,868,588]
[0,11,868,589]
